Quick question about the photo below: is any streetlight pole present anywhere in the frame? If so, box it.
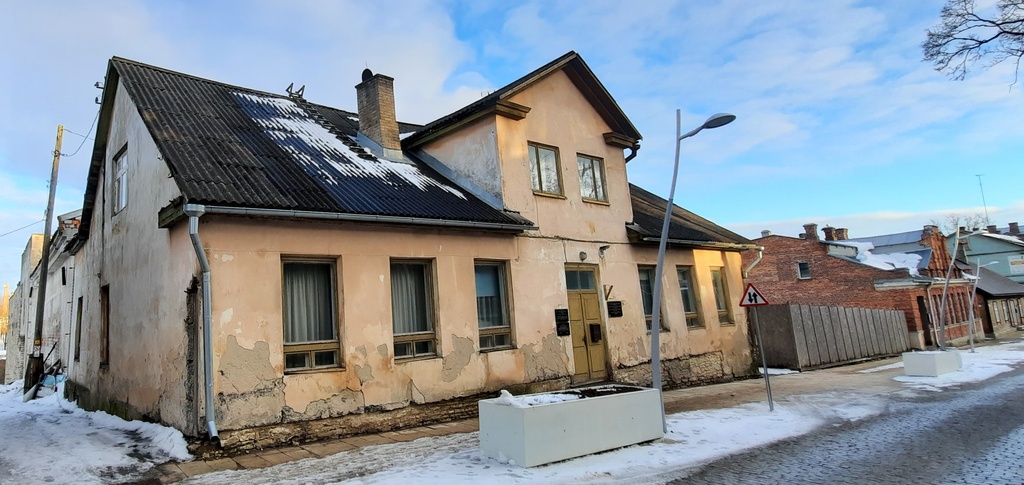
[650,109,735,433]
[967,260,998,353]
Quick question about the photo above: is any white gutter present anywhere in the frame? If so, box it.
[198,205,537,231]
[182,204,220,446]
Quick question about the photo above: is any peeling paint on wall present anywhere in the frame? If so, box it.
[441,335,474,383]
[282,389,363,421]
[523,334,568,381]
[217,336,285,429]
[376,344,388,357]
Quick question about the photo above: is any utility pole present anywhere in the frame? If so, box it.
[23,125,62,394]
[976,174,990,226]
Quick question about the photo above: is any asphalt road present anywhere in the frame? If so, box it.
[668,364,1024,484]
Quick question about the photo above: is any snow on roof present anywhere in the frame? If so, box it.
[980,232,1024,247]
[831,240,922,276]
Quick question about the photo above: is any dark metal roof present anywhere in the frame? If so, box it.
[79,57,531,239]
[956,261,1024,297]
[402,51,642,149]
[626,184,755,248]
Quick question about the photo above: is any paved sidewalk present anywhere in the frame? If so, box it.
[142,333,1021,484]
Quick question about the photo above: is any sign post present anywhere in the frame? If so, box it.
[739,283,773,411]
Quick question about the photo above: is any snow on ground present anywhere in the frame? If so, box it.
[0,338,1020,485]
[760,367,799,375]
[0,380,191,484]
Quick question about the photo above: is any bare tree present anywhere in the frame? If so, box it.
[923,0,1024,81]
[930,212,989,234]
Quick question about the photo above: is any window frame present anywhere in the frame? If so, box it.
[638,265,666,331]
[475,260,514,351]
[676,266,703,328]
[112,146,128,214]
[527,142,563,196]
[576,153,608,202]
[797,261,812,279]
[280,258,342,372]
[710,267,733,325]
[99,285,110,367]
[390,259,438,360]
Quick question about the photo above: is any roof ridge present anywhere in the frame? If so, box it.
[111,56,295,102]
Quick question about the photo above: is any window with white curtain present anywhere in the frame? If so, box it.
[391,260,437,359]
[476,261,512,350]
[282,260,339,371]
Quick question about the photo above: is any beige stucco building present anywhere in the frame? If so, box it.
[64,52,758,449]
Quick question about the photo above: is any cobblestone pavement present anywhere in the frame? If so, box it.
[668,365,1024,484]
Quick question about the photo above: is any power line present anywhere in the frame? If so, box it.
[0,218,44,237]
[60,109,100,158]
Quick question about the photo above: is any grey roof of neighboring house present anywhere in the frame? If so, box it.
[626,184,755,248]
[78,57,533,240]
[956,261,1024,297]
[846,229,923,249]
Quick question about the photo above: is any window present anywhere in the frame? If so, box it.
[797,262,811,279]
[638,266,664,331]
[577,154,607,201]
[282,261,339,371]
[710,268,732,324]
[677,267,702,328]
[73,297,83,362]
[391,261,437,359]
[112,148,128,213]
[565,269,596,291]
[528,142,562,195]
[100,285,110,366]
[476,262,512,350]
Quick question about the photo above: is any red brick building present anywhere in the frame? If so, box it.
[743,223,976,349]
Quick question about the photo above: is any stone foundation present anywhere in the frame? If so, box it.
[612,351,753,390]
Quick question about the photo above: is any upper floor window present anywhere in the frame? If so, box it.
[710,268,733,325]
[677,266,702,328]
[282,260,340,371]
[577,154,607,202]
[797,261,811,279]
[475,261,513,350]
[391,260,437,359]
[528,142,562,195]
[112,147,128,213]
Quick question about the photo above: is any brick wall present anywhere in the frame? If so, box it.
[743,235,976,347]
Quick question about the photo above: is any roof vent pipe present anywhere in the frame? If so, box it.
[183,204,220,447]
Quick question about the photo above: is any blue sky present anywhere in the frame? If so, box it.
[1,0,1022,290]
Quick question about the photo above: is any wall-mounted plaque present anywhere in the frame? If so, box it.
[555,308,571,336]
[607,301,623,318]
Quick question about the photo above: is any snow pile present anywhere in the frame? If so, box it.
[831,241,922,275]
[0,380,191,484]
[490,389,581,408]
[760,367,799,375]
[893,341,1024,391]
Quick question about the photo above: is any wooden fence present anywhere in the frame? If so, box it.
[748,304,909,370]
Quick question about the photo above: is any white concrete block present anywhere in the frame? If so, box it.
[902,350,962,377]
[478,385,664,467]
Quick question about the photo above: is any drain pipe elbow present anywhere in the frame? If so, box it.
[624,143,641,163]
[743,246,765,279]
[183,204,220,447]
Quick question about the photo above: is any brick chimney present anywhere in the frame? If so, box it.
[802,223,819,241]
[1009,222,1020,235]
[836,228,848,240]
[987,224,998,234]
[822,226,836,241]
[356,69,402,158]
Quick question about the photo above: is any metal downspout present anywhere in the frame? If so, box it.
[743,246,765,279]
[183,204,220,446]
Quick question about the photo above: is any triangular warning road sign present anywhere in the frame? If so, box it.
[739,283,769,307]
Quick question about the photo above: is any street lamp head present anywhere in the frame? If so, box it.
[702,113,736,130]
